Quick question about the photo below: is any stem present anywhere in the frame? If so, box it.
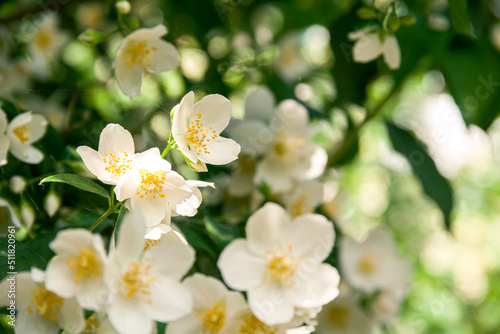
[161,131,174,158]
[89,206,115,232]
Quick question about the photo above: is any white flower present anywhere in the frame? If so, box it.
[315,283,376,334]
[44,229,108,311]
[0,268,85,334]
[275,32,311,83]
[283,180,324,218]
[348,27,401,70]
[166,273,247,334]
[217,203,340,326]
[28,13,68,60]
[340,228,411,294]
[370,285,407,323]
[44,192,61,217]
[103,210,194,334]
[115,1,131,15]
[221,306,312,334]
[10,175,26,194]
[77,123,142,185]
[6,111,48,164]
[21,202,35,230]
[0,109,9,166]
[114,148,211,226]
[172,91,241,166]
[114,24,178,97]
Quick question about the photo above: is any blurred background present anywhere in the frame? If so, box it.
[1,0,500,333]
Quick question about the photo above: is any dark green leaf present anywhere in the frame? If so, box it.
[204,216,244,245]
[0,237,46,280]
[78,28,108,46]
[39,174,110,199]
[385,122,454,229]
[449,0,475,37]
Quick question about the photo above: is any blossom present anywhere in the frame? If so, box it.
[283,180,324,218]
[339,228,411,294]
[217,203,340,326]
[0,108,9,166]
[166,273,247,334]
[0,268,85,334]
[10,175,26,194]
[44,229,108,311]
[315,283,376,334]
[172,91,241,166]
[103,210,194,334]
[348,27,401,70]
[114,24,178,97]
[6,111,48,164]
[114,148,212,226]
[0,197,21,232]
[77,123,142,185]
[275,32,311,83]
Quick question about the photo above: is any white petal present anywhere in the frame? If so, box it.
[25,114,48,144]
[76,275,106,311]
[166,313,203,334]
[352,33,383,63]
[9,143,44,164]
[0,134,9,166]
[193,94,232,133]
[49,229,94,255]
[98,123,135,155]
[7,111,32,131]
[16,310,60,334]
[248,284,295,326]
[288,265,340,309]
[114,169,142,201]
[292,144,327,181]
[255,159,293,193]
[146,231,195,281]
[183,273,229,308]
[145,39,179,73]
[226,120,272,157]
[125,24,168,41]
[115,53,144,98]
[145,278,193,322]
[45,256,78,298]
[217,239,266,291]
[286,213,334,260]
[130,196,168,227]
[172,91,197,162]
[0,108,7,132]
[115,210,146,265]
[107,295,153,334]
[198,136,240,165]
[245,87,276,122]
[272,100,309,134]
[246,202,290,255]
[382,35,401,70]
[57,298,85,334]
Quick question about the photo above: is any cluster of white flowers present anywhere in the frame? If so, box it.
[0,108,48,166]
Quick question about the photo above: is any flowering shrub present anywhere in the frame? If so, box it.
[1,0,500,333]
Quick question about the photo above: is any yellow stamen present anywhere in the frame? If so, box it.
[185,113,217,156]
[238,314,278,334]
[121,261,155,301]
[66,248,101,283]
[136,170,166,199]
[327,306,349,329]
[27,286,63,322]
[196,300,226,333]
[265,243,301,289]
[289,195,313,218]
[13,125,30,145]
[84,314,100,331]
[35,31,52,49]
[358,253,376,274]
[103,151,132,177]
[124,42,157,69]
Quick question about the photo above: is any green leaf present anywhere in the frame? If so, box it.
[78,28,108,46]
[204,216,244,246]
[39,174,110,199]
[0,237,46,280]
[449,0,475,37]
[385,122,454,229]
[113,205,129,247]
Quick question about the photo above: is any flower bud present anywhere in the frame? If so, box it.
[116,1,131,15]
[10,176,26,194]
[44,192,61,217]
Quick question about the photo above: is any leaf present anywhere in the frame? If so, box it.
[39,174,110,199]
[113,205,129,247]
[448,0,475,38]
[204,216,244,245]
[385,122,454,229]
[78,29,108,46]
[0,237,46,280]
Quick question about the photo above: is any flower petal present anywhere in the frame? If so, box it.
[57,297,85,334]
[382,35,401,70]
[248,283,295,326]
[172,91,197,162]
[115,53,144,98]
[217,239,266,291]
[245,87,275,122]
[182,273,229,308]
[107,295,153,334]
[98,123,135,155]
[49,229,94,255]
[145,278,193,322]
[145,39,179,73]
[246,202,290,255]
[25,114,48,144]
[352,33,383,63]
[285,213,334,260]
[166,313,203,334]
[45,256,78,298]
[193,94,232,134]
[115,210,146,265]
[198,136,240,165]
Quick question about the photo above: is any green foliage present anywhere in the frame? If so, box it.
[39,174,110,199]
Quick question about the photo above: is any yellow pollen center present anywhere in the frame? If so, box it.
[144,235,163,251]
[103,151,132,177]
[238,314,278,334]
[358,253,376,275]
[84,314,100,331]
[27,286,64,322]
[125,42,157,69]
[137,170,166,199]
[66,248,101,284]
[35,31,52,49]
[196,300,226,333]
[265,243,300,288]
[185,113,218,156]
[121,261,155,300]
[327,306,349,329]
[13,125,30,145]
[289,195,313,218]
